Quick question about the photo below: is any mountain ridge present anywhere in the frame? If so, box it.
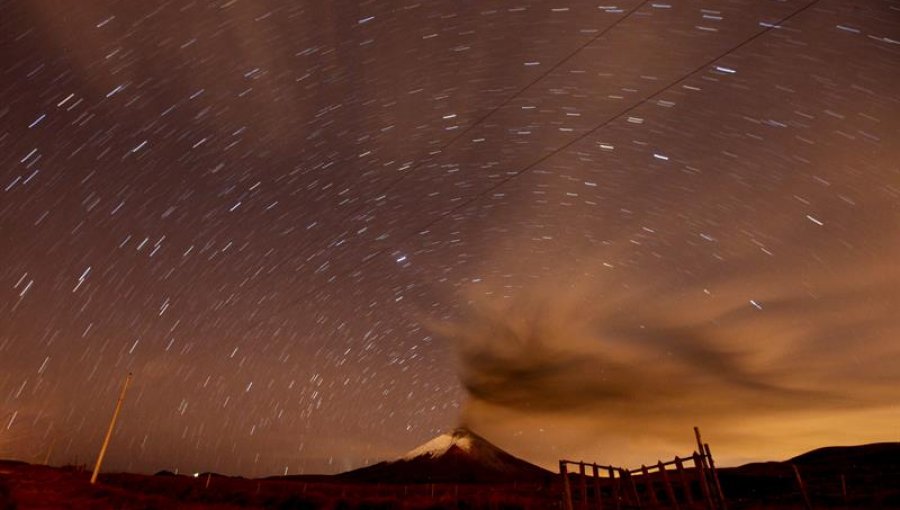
[338,427,554,484]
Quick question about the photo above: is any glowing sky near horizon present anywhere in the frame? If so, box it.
[1,0,898,476]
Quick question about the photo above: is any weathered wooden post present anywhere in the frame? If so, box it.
[625,469,642,509]
[609,467,621,510]
[659,461,679,510]
[593,464,604,510]
[693,428,707,468]
[641,465,659,507]
[693,452,715,510]
[90,372,132,484]
[792,464,813,510]
[675,456,694,506]
[561,461,575,510]
[695,427,718,509]
[704,443,727,510]
[580,462,589,510]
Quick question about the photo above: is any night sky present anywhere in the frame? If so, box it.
[1,0,898,477]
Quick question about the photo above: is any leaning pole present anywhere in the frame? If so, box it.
[91,372,132,484]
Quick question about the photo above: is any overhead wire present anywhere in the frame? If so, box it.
[296,0,824,304]
[321,0,654,239]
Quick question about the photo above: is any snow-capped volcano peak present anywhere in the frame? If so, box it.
[340,426,553,483]
[402,427,474,459]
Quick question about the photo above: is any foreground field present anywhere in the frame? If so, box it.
[2,442,900,510]
[0,460,557,509]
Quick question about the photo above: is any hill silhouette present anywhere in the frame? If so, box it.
[339,427,553,484]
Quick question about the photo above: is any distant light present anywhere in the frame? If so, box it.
[715,66,737,74]
[193,472,200,478]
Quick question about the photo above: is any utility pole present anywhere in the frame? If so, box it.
[91,372,132,484]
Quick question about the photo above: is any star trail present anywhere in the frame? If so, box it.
[1,0,898,477]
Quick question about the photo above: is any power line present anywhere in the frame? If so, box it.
[325,0,654,235]
[296,0,823,304]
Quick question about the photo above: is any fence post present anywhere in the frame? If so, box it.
[694,427,707,468]
[695,427,719,509]
[580,462,589,510]
[704,443,727,510]
[674,457,694,506]
[792,464,813,510]
[659,461,679,510]
[592,464,603,510]
[625,469,642,509]
[641,465,659,507]
[609,467,621,510]
[561,461,575,510]
[693,452,715,510]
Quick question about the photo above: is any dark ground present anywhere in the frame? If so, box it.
[2,443,900,509]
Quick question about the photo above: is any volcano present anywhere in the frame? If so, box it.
[339,427,553,483]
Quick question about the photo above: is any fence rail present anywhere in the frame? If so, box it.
[559,427,727,510]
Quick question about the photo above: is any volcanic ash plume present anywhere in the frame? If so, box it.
[429,274,900,466]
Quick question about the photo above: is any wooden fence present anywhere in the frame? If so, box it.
[559,427,727,510]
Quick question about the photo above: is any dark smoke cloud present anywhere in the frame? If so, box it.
[427,251,899,466]
[442,285,839,415]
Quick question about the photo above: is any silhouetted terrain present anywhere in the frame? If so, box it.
[719,443,900,508]
[1,443,899,509]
